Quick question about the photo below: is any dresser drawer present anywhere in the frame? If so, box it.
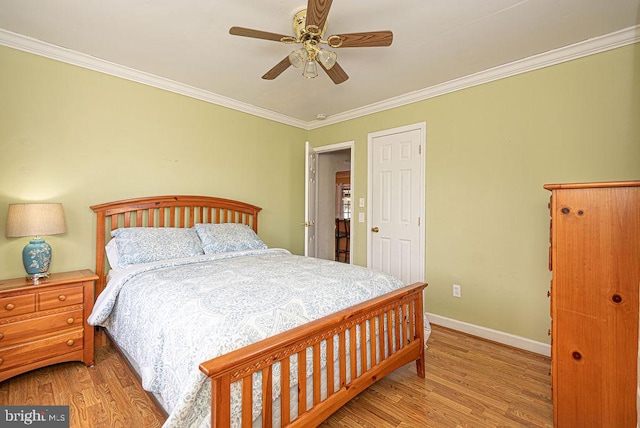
[0,330,83,372]
[38,286,83,310]
[0,309,83,348]
[0,294,36,319]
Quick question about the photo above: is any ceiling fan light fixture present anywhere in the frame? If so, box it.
[317,48,337,70]
[288,47,307,68]
[230,2,393,84]
[302,60,318,79]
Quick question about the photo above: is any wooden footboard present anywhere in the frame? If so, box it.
[199,282,427,427]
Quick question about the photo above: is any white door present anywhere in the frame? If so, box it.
[368,123,425,285]
[304,142,317,257]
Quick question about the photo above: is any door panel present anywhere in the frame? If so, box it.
[368,124,425,285]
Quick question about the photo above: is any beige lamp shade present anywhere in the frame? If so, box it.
[5,203,67,238]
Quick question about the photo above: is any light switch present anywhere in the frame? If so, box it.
[358,212,365,223]
[359,198,365,208]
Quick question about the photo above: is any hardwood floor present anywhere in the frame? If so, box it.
[322,326,553,427]
[0,325,552,427]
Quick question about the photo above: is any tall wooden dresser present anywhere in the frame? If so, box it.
[545,181,640,427]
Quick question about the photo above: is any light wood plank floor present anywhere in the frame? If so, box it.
[0,325,552,427]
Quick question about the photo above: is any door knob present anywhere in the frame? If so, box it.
[371,227,379,233]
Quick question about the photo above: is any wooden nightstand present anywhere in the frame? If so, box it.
[0,269,98,382]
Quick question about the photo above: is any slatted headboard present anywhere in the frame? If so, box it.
[90,195,262,296]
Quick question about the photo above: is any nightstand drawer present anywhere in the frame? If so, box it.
[38,286,83,310]
[0,309,83,347]
[0,330,83,372]
[0,294,36,319]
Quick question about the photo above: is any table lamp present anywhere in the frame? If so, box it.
[5,203,67,281]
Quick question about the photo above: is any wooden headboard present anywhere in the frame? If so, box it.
[90,195,262,296]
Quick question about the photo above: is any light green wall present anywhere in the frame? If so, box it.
[308,43,640,343]
[0,45,307,279]
[1,42,638,344]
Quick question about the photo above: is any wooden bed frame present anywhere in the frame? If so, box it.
[91,195,427,427]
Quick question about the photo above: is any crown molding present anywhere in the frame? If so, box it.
[1,25,638,131]
[0,28,308,130]
[308,24,640,129]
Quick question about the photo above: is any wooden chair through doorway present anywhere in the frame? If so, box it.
[335,218,350,263]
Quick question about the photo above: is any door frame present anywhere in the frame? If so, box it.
[305,141,355,261]
[304,141,317,257]
[367,122,426,281]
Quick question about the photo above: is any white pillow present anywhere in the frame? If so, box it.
[105,239,120,269]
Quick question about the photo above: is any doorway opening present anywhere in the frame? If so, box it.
[312,142,354,263]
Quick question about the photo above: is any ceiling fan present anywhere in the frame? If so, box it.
[229,0,393,84]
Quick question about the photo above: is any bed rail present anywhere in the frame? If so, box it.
[199,282,427,427]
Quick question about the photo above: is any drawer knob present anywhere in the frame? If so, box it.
[66,339,75,346]
[0,357,3,365]
[4,303,15,311]
[612,294,623,304]
[0,333,3,340]
[561,207,570,214]
[67,318,75,325]
[58,295,67,301]
[572,351,582,360]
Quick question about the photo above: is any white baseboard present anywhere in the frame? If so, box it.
[426,312,551,357]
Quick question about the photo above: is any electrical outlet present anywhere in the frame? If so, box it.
[453,284,461,298]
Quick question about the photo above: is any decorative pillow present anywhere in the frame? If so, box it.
[194,223,267,254]
[105,239,121,269]
[111,227,204,268]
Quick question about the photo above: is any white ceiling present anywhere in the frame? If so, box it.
[0,1,638,127]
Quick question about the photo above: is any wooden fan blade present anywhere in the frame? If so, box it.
[306,0,333,32]
[262,57,292,80]
[229,26,289,42]
[320,61,348,84]
[331,31,393,48]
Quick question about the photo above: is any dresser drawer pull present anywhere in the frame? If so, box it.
[66,339,75,346]
[612,294,623,304]
[4,303,15,311]
[58,295,67,302]
[0,357,3,365]
[572,351,582,361]
[0,333,3,340]
[67,318,75,324]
